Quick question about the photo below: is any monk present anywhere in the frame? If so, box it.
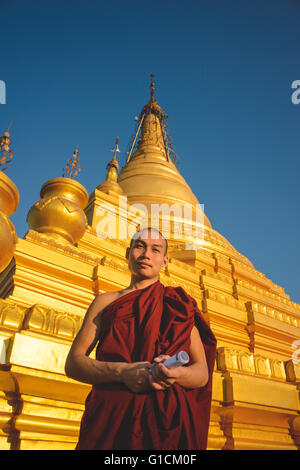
[65,227,217,450]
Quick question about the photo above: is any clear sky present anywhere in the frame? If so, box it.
[0,0,299,303]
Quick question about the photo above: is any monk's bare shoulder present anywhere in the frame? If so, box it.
[91,288,132,316]
[92,291,120,315]
[66,291,123,357]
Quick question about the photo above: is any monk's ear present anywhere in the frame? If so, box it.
[162,255,168,268]
[125,247,130,260]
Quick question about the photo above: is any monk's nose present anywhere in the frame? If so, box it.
[141,247,152,259]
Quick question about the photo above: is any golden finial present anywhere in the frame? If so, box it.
[0,122,14,172]
[140,73,163,118]
[62,146,82,179]
[106,137,120,171]
[150,73,155,102]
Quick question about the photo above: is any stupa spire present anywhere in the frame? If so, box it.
[125,74,177,166]
[106,137,120,172]
[96,137,124,195]
[117,76,212,230]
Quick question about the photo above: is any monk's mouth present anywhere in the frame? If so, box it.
[137,262,152,268]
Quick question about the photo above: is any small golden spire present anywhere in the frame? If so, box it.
[106,137,120,171]
[0,122,14,172]
[62,146,81,179]
[96,137,124,195]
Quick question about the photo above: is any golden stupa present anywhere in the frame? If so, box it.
[0,77,299,450]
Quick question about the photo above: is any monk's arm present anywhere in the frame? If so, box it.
[64,294,150,392]
[176,326,209,388]
[150,326,209,390]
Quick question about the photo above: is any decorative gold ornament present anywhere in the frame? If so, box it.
[62,147,81,179]
[0,127,13,172]
[26,177,89,244]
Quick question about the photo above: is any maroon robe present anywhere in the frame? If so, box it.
[76,280,216,450]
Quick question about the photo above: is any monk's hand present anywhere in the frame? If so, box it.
[120,362,152,394]
[148,355,178,391]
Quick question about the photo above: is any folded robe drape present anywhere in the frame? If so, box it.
[76,280,217,450]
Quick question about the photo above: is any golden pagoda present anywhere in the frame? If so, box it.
[0,77,299,450]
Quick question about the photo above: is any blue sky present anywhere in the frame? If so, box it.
[0,0,299,303]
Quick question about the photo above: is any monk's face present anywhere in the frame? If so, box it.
[126,230,168,280]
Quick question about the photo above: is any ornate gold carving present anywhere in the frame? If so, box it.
[23,305,82,340]
[24,229,101,265]
[0,299,83,341]
[246,300,300,329]
[217,347,287,381]
[99,256,128,273]
[285,360,300,384]
[0,300,27,331]
[238,277,292,305]
[205,287,245,311]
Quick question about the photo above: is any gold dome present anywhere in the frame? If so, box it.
[27,177,89,244]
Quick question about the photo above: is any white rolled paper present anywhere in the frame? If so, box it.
[163,351,189,369]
